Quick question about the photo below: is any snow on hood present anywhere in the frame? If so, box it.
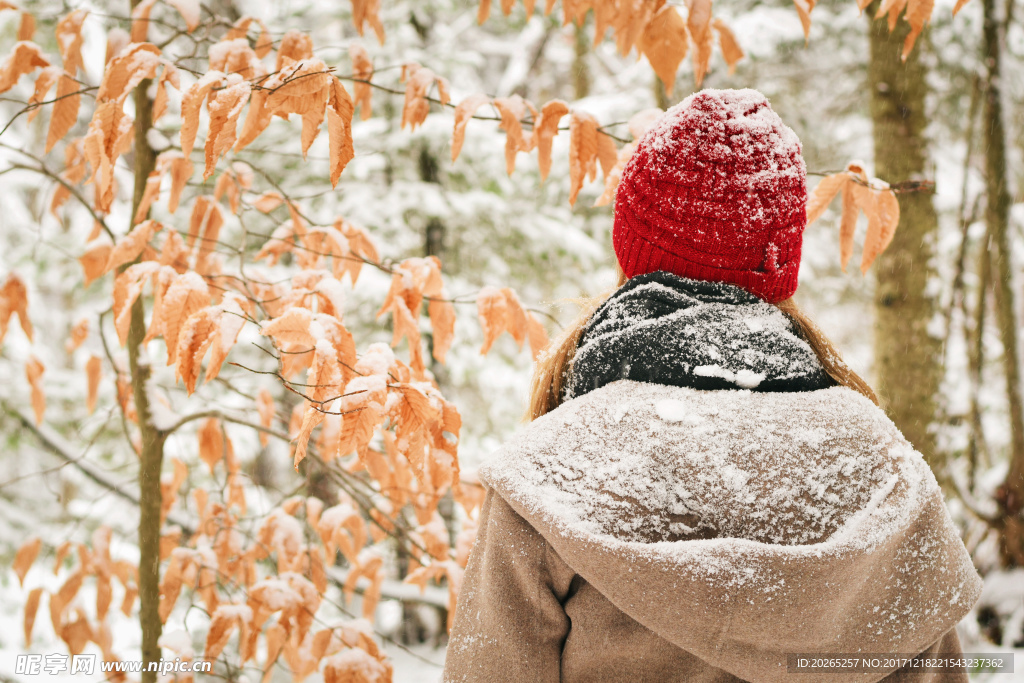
[480,381,981,683]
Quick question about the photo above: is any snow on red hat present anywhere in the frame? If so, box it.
[612,88,807,303]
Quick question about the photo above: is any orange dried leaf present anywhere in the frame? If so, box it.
[277,29,314,68]
[794,0,818,40]
[13,536,41,586]
[86,355,102,414]
[252,191,284,213]
[180,71,224,159]
[104,27,130,65]
[204,79,251,179]
[80,238,112,287]
[493,95,532,175]
[476,287,507,354]
[639,6,688,97]
[26,356,45,424]
[106,220,164,274]
[167,0,200,31]
[0,272,33,342]
[533,99,569,180]
[568,111,599,206]
[712,18,744,74]
[428,298,456,364]
[806,173,847,226]
[687,0,714,86]
[901,0,934,60]
[24,587,43,647]
[17,12,34,41]
[327,78,355,187]
[351,0,386,43]
[26,65,59,123]
[166,154,193,213]
[198,418,224,473]
[160,272,211,364]
[501,288,527,348]
[856,183,900,273]
[66,317,89,352]
[57,10,87,74]
[130,0,156,42]
[451,94,491,163]
[350,44,374,120]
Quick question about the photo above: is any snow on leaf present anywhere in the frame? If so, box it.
[275,29,313,70]
[56,10,87,74]
[639,6,688,97]
[451,93,491,163]
[0,41,49,95]
[104,28,129,66]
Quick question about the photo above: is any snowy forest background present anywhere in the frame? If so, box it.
[0,0,1023,680]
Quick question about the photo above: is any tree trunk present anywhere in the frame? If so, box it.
[981,0,1024,567]
[867,4,943,470]
[127,3,164,675]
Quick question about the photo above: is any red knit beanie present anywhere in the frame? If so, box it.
[613,89,807,303]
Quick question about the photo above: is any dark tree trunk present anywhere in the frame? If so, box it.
[867,3,943,471]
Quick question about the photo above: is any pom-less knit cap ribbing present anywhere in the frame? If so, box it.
[613,88,807,303]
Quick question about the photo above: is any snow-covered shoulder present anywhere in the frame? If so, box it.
[482,380,915,548]
[479,381,981,680]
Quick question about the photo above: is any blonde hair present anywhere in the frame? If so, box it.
[526,271,878,422]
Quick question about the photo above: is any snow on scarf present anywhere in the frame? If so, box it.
[564,271,833,400]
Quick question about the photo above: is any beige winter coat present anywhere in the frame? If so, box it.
[444,381,982,682]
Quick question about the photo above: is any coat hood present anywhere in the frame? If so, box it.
[479,381,981,682]
[564,271,833,400]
